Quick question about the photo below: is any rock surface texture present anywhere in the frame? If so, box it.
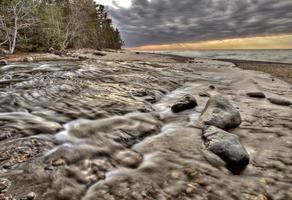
[171,94,198,113]
[268,97,292,106]
[0,52,291,200]
[202,126,249,173]
[200,94,242,130]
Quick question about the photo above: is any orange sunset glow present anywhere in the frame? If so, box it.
[132,34,292,50]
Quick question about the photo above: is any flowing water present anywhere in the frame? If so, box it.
[0,56,291,200]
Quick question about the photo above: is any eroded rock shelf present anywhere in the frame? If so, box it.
[0,53,291,200]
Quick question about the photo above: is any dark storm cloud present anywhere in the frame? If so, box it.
[107,0,292,47]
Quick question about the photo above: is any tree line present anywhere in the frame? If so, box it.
[0,0,123,54]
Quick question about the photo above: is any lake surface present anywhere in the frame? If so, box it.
[154,49,292,64]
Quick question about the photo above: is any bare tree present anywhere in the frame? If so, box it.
[61,2,83,50]
[0,0,35,54]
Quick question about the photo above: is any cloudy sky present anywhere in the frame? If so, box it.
[95,0,292,49]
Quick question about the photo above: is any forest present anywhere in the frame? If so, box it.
[0,0,123,54]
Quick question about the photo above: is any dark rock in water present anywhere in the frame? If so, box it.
[145,96,156,103]
[135,52,140,54]
[202,126,249,173]
[0,60,8,66]
[268,97,292,106]
[246,92,266,98]
[209,85,215,90]
[200,95,241,130]
[199,91,210,97]
[171,94,198,113]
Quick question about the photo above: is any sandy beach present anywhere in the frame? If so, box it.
[0,51,291,199]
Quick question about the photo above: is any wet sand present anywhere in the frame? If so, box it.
[0,51,291,200]
[218,59,292,84]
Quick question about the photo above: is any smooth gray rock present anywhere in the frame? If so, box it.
[246,92,266,98]
[200,95,241,130]
[202,126,249,173]
[171,94,198,113]
[268,97,292,106]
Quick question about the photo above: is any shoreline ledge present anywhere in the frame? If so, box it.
[1,49,291,83]
[0,50,291,199]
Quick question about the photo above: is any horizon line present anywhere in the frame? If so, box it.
[128,34,292,50]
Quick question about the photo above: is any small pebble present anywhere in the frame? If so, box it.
[52,158,66,166]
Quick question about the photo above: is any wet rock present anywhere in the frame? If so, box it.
[171,94,198,113]
[208,85,215,90]
[145,96,156,103]
[0,60,8,66]
[268,97,292,106]
[114,150,143,168]
[200,95,241,130]
[202,126,249,173]
[246,92,266,98]
[199,91,210,97]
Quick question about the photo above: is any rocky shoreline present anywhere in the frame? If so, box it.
[0,52,291,199]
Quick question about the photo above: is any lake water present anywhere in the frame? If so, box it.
[154,49,292,64]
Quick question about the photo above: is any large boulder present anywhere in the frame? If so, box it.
[171,94,198,113]
[200,95,241,130]
[202,126,249,173]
